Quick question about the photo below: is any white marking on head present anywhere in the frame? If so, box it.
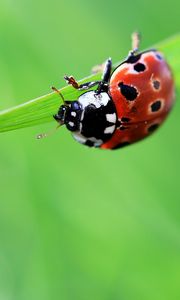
[71,111,76,117]
[68,121,74,127]
[104,125,115,134]
[106,113,116,123]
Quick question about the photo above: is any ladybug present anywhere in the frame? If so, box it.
[53,33,175,150]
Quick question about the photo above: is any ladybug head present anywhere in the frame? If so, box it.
[54,90,117,147]
[54,101,82,132]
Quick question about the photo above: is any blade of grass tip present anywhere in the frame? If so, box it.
[0,33,179,133]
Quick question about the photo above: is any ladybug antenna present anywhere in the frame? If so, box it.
[36,124,61,140]
[51,86,66,104]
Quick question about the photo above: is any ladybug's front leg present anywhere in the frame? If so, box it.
[64,58,112,92]
[64,75,100,90]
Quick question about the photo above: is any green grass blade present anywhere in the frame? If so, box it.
[0,33,179,133]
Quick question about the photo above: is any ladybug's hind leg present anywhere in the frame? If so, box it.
[128,32,141,58]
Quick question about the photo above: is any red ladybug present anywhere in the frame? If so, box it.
[53,33,175,150]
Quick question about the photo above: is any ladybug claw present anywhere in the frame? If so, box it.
[64,75,79,89]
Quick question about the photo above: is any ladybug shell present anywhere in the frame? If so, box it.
[101,50,175,150]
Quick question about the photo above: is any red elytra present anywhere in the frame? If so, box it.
[101,50,175,150]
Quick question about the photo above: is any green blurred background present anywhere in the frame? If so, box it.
[0,0,179,299]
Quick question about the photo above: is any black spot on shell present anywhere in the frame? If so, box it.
[148,124,159,133]
[118,82,138,101]
[134,63,146,72]
[121,117,131,122]
[119,126,128,131]
[112,141,130,150]
[153,80,160,90]
[126,53,141,64]
[156,53,163,60]
[131,107,137,113]
[151,100,161,112]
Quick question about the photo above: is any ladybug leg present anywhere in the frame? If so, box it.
[91,62,105,74]
[64,75,79,89]
[64,75,100,90]
[102,58,112,82]
[78,81,101,90]
[96,57,112,93]
[64,57,112,93]
[128,32,141,57]
[83,57,112,92]
[132,32,141,53]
